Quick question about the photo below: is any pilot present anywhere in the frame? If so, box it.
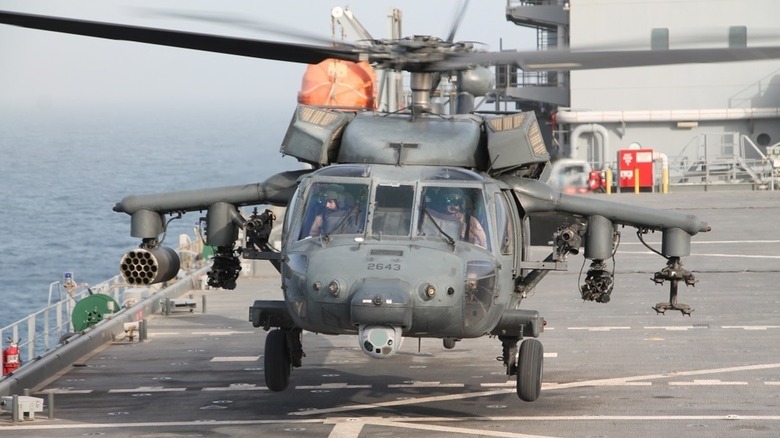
[439,189,487,248]
[308,190,340,236]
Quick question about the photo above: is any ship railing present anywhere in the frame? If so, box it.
[665,132,774,188]
[0,234,206,378]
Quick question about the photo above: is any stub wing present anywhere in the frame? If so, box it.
[503,176,709,315]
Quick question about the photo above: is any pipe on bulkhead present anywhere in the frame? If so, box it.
[570,123,610,165]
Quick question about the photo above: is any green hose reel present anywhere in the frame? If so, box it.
[71,294,121,332]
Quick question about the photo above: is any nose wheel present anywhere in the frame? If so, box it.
[264,329,291,391]
[264,328,304,392]
[500,336,543,402]
[516,338,543,402]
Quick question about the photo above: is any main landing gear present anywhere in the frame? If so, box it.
[264,328,304,391]
[500,336,543,402]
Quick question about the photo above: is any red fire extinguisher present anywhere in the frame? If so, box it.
[2,338,21,375]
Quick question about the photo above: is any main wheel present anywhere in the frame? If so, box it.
[516,338,543,402]
[264,329,291,391]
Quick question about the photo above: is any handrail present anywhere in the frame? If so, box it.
[0,235,205,378]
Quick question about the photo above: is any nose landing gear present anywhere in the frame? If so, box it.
[500,336,543,402]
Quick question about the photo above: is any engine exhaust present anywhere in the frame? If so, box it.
[119,246,180,286]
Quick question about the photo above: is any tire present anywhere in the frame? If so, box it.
[264,329,291,392]
[516,338,543,402]
[443,338,457,349]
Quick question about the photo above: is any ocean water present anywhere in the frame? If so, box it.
[0,103,295,328]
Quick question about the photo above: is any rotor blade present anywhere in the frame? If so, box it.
[574,27,780,52]
[445,0,469,43]
[439,46,780,71]
[0,10,361,65]
[134,8,346,48]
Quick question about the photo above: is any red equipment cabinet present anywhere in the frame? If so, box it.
[618,148,654,191]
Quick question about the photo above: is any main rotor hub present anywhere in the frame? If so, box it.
[370,35,477,72]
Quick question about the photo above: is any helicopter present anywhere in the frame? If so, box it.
[2,6,777,403]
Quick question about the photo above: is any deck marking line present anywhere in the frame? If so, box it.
[109,387,186,393]
[296,383,372,389]
[388,382,465,388]
[292,362,780,416]
[644,326,698,331]
[617,251,780,259]
[669,380,748,386]
[202,384,267,391]
[568,327,631,332]
[722,326,780,330]
[290,389,515,416]
[6,415,780,431]
[191,331,253,335]
[41,388,93,394]
[621,240,780,245]
[1,418,323,430]
[327,419,365,438]
[362,417,555,438]
[210,356,260,362]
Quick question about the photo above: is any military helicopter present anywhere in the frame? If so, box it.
[2,6,778,403]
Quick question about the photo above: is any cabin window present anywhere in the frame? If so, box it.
[729,26,747,48]
[371,185,414,236]
[299,182,369,240]
[651,28,669,50]
[418,186,491,250]
[495,192,514,255]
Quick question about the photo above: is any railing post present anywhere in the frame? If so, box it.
[12,394,20,423]
[662,167,669,194]
[137,319,144,342]
[44,308,50,351]
[48,392,55,419]
[56,301,64,342]
[67,295,74,332]
[27,317,35,361]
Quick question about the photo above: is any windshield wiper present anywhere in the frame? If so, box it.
[323,203,363,241]
[422,207,456,247]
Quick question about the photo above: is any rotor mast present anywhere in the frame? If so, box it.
[409,72,434,114]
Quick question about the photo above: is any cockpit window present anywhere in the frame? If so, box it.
[299,182,368,240]
[371,185,414,236]
[418,186,490,250]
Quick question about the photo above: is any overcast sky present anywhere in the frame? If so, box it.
[0,0,535,112]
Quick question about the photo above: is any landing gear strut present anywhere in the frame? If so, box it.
[652,256,697,316]
[499,336,543,402]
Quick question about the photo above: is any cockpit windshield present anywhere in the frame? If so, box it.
[299,182,369,240]
[418,186,490,250]
[296,177,491,250]
[371,184,415,236]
